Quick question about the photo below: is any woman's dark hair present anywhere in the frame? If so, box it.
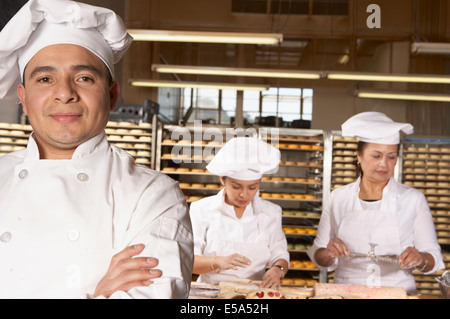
[354,141,367,178]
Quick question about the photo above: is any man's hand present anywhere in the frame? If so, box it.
[93,244,162,298]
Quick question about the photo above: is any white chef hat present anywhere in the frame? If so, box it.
[206,137,280,181]
[0,0,133,102]
[341,112,414,145]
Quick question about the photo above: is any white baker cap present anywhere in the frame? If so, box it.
[341,112,413,145]
[0,0,133,102]
[206,137,280,181]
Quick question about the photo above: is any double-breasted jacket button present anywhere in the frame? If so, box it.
[18,169,28,179]
[77,173,89,182]
[67,229,80,242]
[0,231,12,243]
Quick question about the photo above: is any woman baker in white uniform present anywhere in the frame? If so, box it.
[308,112,444,293]
[190,137,289,289]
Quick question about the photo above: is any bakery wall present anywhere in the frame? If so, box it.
[0,100,19,124]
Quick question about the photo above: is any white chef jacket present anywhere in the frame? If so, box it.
[308,177,444,293]
[190,189,289,283]
[0,132,193,299]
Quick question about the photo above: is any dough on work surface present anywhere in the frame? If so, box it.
[313,283,407,299]
[218,280,259,298]
[279,287,313,298]
[310,294,362,299]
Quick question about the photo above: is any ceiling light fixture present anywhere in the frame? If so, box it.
[152,64,322,79]
[127,29,283,45]
[411,42,450,55]
[327,72,450,84]
[356,90,450,102]
[129,79,268,91]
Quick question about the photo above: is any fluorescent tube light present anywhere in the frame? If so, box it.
[127,29,282,45]
[152,64,322,79]
[327,72,450,84]
[411,42,450,55]
[357,91,450,102]
[129,79,268,91]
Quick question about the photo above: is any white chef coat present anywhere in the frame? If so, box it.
[308,177,445,293]
[0,132,193,299]
[190,189,289,283]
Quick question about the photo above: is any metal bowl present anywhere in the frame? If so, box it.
[436,271,450,299]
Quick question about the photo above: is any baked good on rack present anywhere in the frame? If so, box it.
[138,122,151,128]
[188,196,203,202]
[118,121,134,127]
[122,135,137,141]
[116,128,129,134]
[162,139,176,144]
[138,136,151,142]
[129,129,143,134]
[136,151,151,157]
[134,143,150,149]
[135,158,149,164]
[177,139,190,145]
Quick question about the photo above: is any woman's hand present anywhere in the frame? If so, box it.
[399,247,430,271]
[314,238,349,268]
[326,238,349,258]
[260,267,283,290]
[93,244,162,298]
[212,253,251,272]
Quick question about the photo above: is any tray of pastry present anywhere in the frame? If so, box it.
[264,134,323,143]
[260,192,320,202]
[161,167,213,175]
[106,120,152,129]
[161,138,224,148]
[178,182,221,190]
[261,176,320,184]
[274,143,323,151]
[282,226,317,236]
[0,137,28,145]
[279,160,322,168]
[160,153,214,162]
